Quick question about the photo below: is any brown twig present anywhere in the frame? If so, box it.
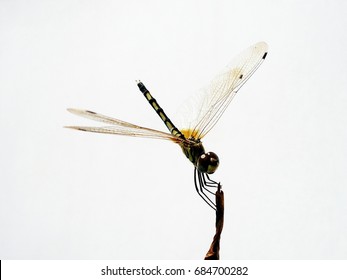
[204,184,224,260]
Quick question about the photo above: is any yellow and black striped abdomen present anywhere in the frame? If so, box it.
[137,81,184,139]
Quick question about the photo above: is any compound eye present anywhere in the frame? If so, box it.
[197,152,219,174]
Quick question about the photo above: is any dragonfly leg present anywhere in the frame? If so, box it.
[200,175,218,195]
[194,168,217,210]
[202,174,220,189]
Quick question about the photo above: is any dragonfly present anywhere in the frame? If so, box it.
[66,42,268,210]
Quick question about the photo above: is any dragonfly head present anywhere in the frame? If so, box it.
[197,152,219,174]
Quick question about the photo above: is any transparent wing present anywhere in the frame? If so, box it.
[180,42,268,140]
[66,108,192,144]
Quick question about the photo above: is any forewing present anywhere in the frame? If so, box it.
[181,42,268,139]
[66,108,190,143]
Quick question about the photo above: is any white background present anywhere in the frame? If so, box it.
[1,0,346,259]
